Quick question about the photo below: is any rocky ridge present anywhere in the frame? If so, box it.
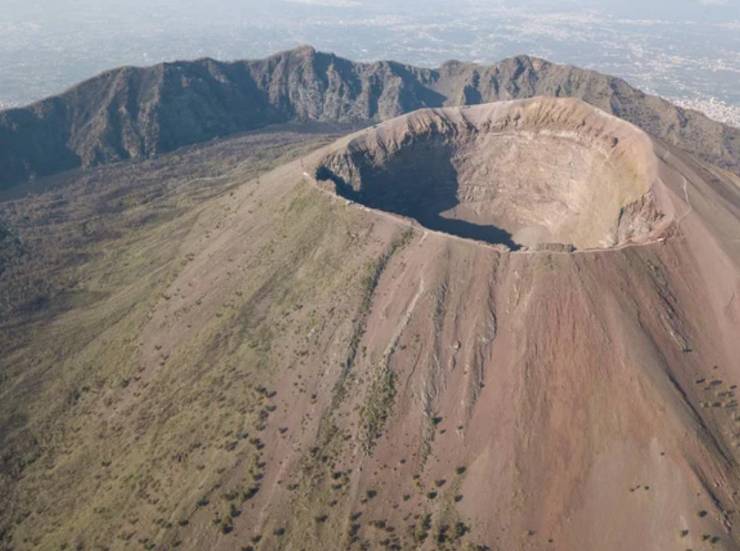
[1,45,738,189]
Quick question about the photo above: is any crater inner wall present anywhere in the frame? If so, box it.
[315,98,668,250]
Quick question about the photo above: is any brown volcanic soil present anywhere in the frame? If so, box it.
[1,98,739,551]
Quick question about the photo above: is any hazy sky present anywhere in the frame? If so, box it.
[2,0,737,28]
[0,0,738,108]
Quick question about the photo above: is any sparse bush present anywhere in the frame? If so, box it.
[414,514,432,542]
[437,524,449,543]
[455,522,469,538]
[242,485,260,501]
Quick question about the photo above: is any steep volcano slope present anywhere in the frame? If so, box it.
[1,45,738,189]
[1,98,739,550]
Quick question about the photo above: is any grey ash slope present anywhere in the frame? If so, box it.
[1,45,738,189]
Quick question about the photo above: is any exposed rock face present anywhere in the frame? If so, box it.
[316,98,671,250]
[1,45,738,189]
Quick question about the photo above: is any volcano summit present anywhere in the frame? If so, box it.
[316,98,672,250]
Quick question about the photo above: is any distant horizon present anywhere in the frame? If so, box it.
[1,1,738,123]
[1,42,738,129]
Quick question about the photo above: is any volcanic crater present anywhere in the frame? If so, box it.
[315,97,670,250]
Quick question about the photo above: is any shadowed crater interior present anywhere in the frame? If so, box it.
[315,98,668,250]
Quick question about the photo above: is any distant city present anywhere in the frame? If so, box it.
[666,97,740,128]
[1,0,738,126]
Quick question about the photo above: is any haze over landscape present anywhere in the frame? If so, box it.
[1,2,739,551]
[1,0,739,125]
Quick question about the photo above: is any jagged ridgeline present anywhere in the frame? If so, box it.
[0,45,739,190]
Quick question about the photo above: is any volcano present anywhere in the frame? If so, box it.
[1,57,739,551]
